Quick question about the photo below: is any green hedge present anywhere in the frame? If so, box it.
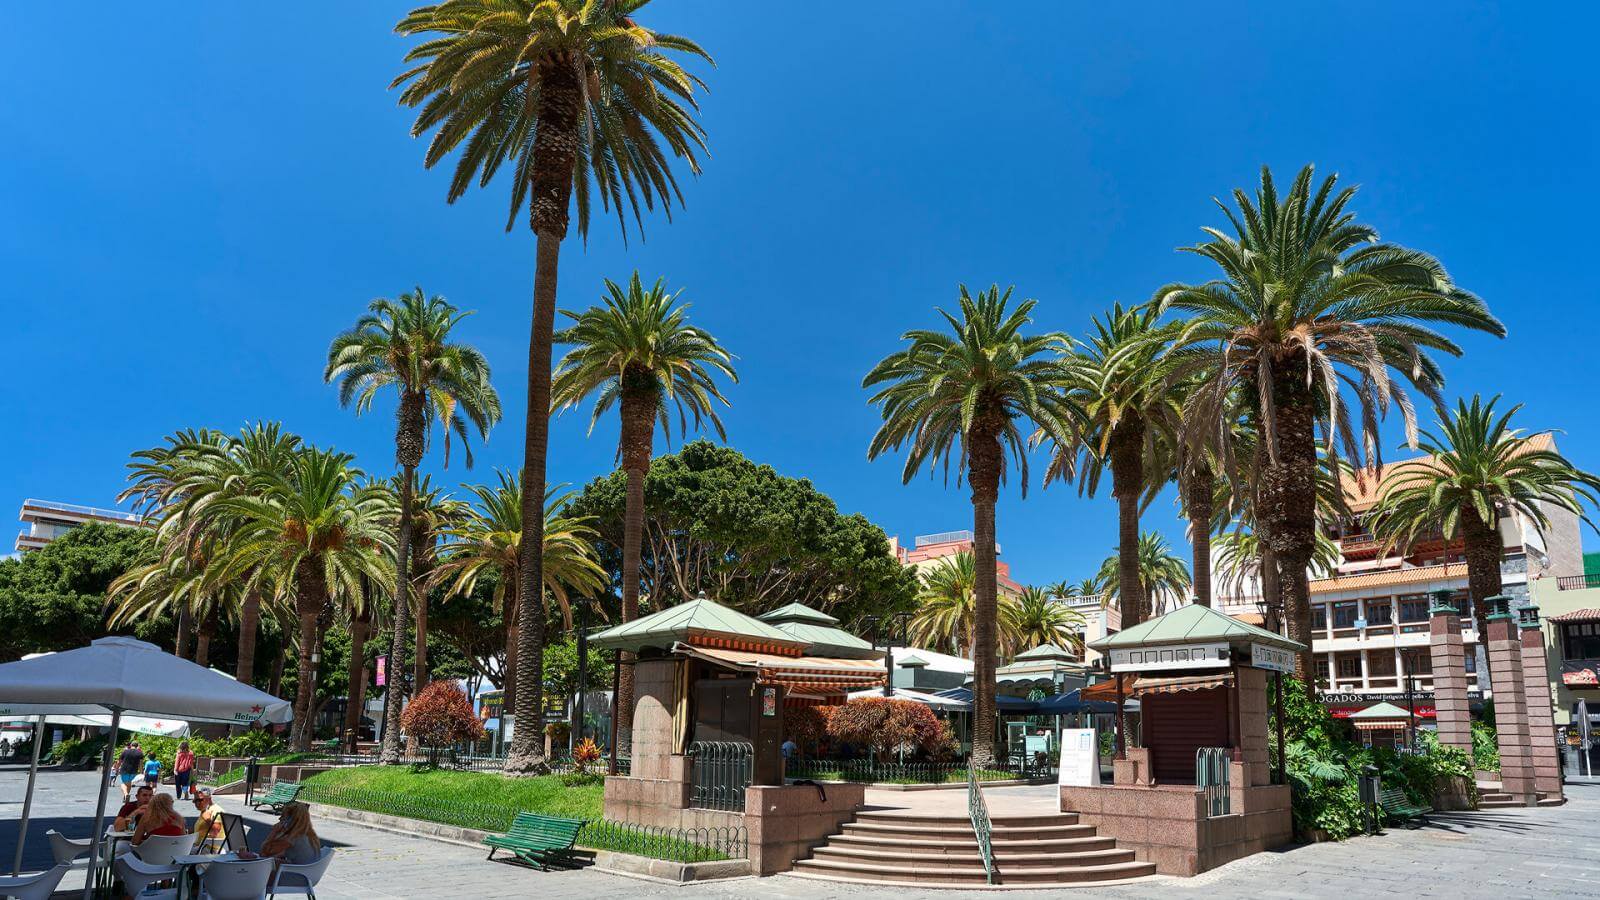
[135,732,288,776]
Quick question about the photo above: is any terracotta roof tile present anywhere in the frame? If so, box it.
[1548,608,1600,623]
[1309,562,1467,594]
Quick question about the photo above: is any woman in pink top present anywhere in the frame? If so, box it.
[173,741,195,800]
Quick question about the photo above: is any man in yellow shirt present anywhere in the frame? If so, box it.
[190,789,226,853]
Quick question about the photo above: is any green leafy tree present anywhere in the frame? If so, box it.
[393,0,712,774]
[1096,532,1191,618]
[864,285,1079,766]
[552,271,736,746]
[0,524,157,662]
[325,287,500,764]
[1042,302,1174,627]
[1161,165,1504,680]
[1371,395,1600,637]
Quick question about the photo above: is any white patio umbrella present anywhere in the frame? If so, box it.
[1,715,191,737]
[847,686,970,708]
[0,637,292,895]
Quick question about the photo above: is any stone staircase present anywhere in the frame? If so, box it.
[788,811,1157,888]
[1476,780,1564,808]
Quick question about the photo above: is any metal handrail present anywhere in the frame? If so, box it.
[1557,573,1600,591]
[967,762,994,884]
[1196,747,1231,817]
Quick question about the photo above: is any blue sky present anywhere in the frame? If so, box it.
[4,3,1597,585]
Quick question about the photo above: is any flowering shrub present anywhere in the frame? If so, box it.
[401,681,485,763]
[573,737,603,773]
[825,697,942,761]
[784,704,834,758]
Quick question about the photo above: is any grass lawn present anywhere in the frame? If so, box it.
[302,766,603,821]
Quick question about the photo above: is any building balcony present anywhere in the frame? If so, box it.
[14,531,50,553]
[1557,574,1600,591]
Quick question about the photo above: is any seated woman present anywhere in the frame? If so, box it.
[260,802,321,866]
[130,792,186,847]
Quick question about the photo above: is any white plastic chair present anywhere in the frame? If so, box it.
[0,863,70,900]
[199,857,273,900]
[45,828,94,868]
[115,853,181,897]
[267,847,334,899]
[135,833,191,865]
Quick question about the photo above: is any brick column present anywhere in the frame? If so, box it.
[1427,591,1473,754]
[1518,606,1563,801]
[1484,596,1537,805]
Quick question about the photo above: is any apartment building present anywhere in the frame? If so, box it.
[15,498,144,553]
[888,529,1026,596]
[1215,433,1583,717]
[1059,592,1120,665]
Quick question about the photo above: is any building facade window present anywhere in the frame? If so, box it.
[1335,653,1362,680]
[1366,651,1396,678]
[1314,604,1329,632]
[1365,599,1392,626]
[1315,658,1330,684]
[1563,622,1600,660]
[1398,594,1429,623]
[1332,601,1361,629]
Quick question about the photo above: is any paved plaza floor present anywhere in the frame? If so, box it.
[4,765,1597,898]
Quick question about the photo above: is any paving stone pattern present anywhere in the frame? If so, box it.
[4,765,1597,898]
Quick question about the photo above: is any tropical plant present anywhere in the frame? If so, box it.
[1160,164,1504,679]
[1096,532,1191,618]
[203,448,395,750]
[909,552,1018,658]
[326,287,500,763]
[864,285,1079,767]
[1005,587,1086,656]
[432,472,606,713]
[552,271,736,745]
[825,697,943,762]
[401,680,486,765]
[393,0,712,774]
[1042,302,1175,627]
[1370,395,1600,637]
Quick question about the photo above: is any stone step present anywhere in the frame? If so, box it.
[790,857,1157,885]
[811,844,1137,869]
[842,821,1097,840]
[827,833,1118,854]
[855,811,1079,829]
[1479,799,1523,808]
[1537,796,1566,807]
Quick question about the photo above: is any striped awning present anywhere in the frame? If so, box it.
[1352,719,1408,731]
[1129,673,1234,697]
[673,643,886,692]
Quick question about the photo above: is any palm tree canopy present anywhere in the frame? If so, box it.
[433,470,607,629]
[325,288,501,469]
[909,552,1020,654]
[1370,395,1600,549]
[1212,526,1340,599]
[392,0,712,239]
[864,285,1080,493]
[1097,532,1192,616]
[1160,164,1505,470]
[552,271,737,442]
[1005,587,1087,655]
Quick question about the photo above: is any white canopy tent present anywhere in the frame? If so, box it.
[0,637,293,895]
[2,715,191,737]
[846,686,970,708]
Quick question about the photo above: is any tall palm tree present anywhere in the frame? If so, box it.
[433,473,607,713]
[865,285,1079,766]
[908,553,1020,658]
[1005,587,1087,656]
[1161,165,1504,680]
[1371,395,1600,638]
[326,288,500,764]
[207,448,395,750]
[551,271,736,743]
[393,0,712,774]
[1097,532,1192,618]
[1212,526,1340,620]
[1042,302,1175,628]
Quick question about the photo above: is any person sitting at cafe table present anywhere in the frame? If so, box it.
[130,792,186,846]
[190,788,226,853]
[114,784,155,830]
[261,802,321,866]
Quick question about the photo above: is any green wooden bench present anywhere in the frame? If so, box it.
[252,781,302,815]
[483,812,587,870]
[1378,786,1431,828]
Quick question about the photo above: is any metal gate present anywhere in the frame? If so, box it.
[688,741,753,811]
[1196,747,1231,817]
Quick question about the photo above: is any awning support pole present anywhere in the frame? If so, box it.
[83,708,120,900]
[11,715,44,876]
[1114,675,1126,760]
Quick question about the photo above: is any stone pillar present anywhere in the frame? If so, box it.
[1235,666,1272,787]
[1484,596,1537,805]
[1518,607,1563,801]
[1427,591,1473,754]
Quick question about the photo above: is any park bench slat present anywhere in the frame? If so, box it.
[1377,786,1431,828]
[252,781,302,814]
[483,812,587,870]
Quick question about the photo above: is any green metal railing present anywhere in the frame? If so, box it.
[785,757,1018,785]
[967,762,994,884]
[687,741,753,812]
[284,779,744,862]
[1196,747,1231,817]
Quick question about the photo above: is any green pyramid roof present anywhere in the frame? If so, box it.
[1010,643,1076,663]
[1088,603,1304,652]
[758,603,839,626]
[1348,701,1413,720]
[589,595,806,655]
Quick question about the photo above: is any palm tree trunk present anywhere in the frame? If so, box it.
[236,586,262,687]
[503,615,519,713]
[175,607,192,660]
[1461,504,1505,693]
[194,608,218,669]
[269,650,285,700]
[1261,373,1319,685]
[507,59,580,775]
[1109,417,1147,627]
[290,570,328,752]
[1186,461,1214,607]
[380,465,417,765]
[615,390,654,752]
[409,584,429,758]
[967,423,1004,769]
[345,609,369,753]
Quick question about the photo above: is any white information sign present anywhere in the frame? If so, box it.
[1057,728,1101,787]
[1251,643,1298,674]
[1109,642,1230,672]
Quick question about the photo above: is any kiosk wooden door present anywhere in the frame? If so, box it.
[1143,688,1229,784]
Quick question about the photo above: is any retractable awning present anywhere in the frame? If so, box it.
[673,643,886,693]
[1129,673,1234,696]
